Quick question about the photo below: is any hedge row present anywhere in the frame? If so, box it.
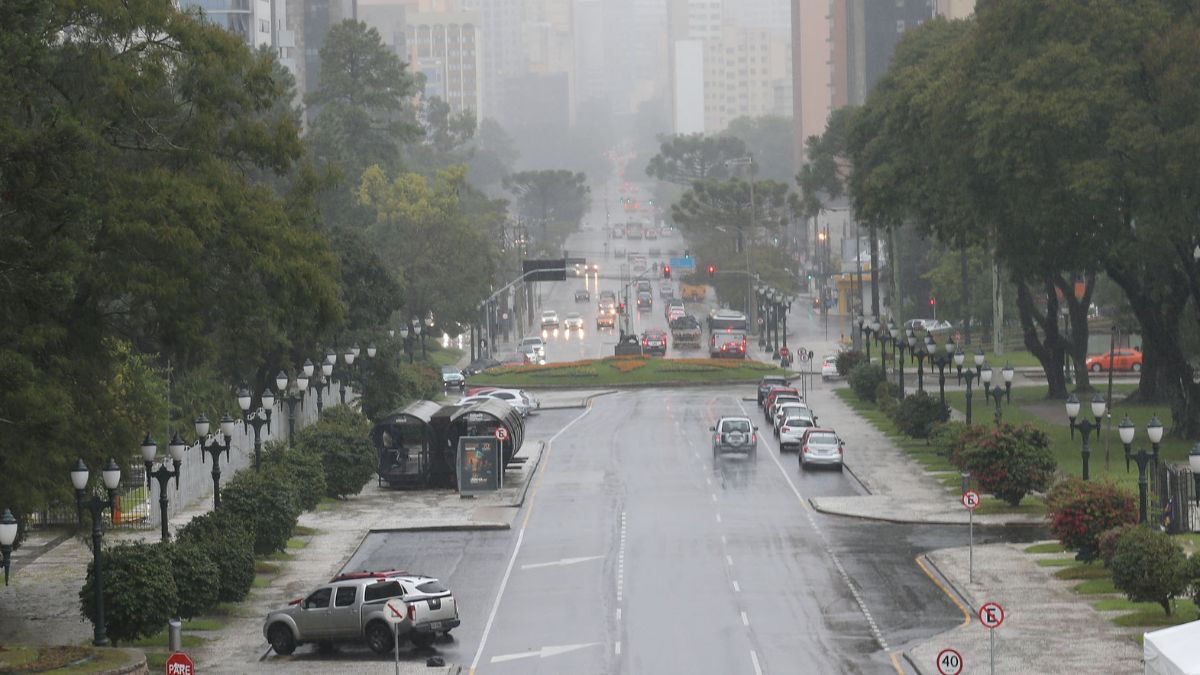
[79,405,376,644]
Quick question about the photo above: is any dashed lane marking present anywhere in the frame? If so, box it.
[737,398,890,652]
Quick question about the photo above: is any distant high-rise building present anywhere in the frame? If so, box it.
[702,24,791,132]
[467,0,527,124]
[934,0,975,19]
[401,7,483,117]
[179,0,298,76]
[791,0,933,170]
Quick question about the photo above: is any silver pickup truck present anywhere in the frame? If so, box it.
[263,570,460,655]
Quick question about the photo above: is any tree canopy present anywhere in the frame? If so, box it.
[502,170,591,250]
[645,134,748,185]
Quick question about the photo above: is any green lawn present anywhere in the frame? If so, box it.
[863,347,1043,370]
[468,356,788,387]
[1025,542,1067,554]
[942,385,1192,494]
[424,345,464,368]
[1030,555,1200,630]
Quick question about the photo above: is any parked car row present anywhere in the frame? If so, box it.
[757,376,843,471]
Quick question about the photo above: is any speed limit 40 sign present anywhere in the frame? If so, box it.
[935,648,963,675]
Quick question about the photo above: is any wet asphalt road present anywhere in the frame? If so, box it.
[337,391,1046,674]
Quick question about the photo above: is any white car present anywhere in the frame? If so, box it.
[464,388,538,417]
[519,336,546,357]
[774,402,815,435]
[821,354,840,381]
[540,310,559,328]
[778,416,817,451]
[563,312,584,330]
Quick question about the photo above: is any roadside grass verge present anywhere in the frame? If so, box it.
[834,388,1041,515]
[1032,554,1200,631]
[942,385,1191,493]
[1025,542,1067,554]
[469,356,788,387]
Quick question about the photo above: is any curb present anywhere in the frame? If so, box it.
[807,499,1044,527]
[511,441,547,509]
[535,389,619,410]
[475,378,771,390]
[368,522,512,533]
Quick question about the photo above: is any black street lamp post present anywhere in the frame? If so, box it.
[953,348,966,390]
[930,341,955,408]
[894,332,908,396]
[1066,393,1106,482]
[275,369,309,446]
[193,414,236,509]
[315,354,334,413]
[980,363,993,408]
[989,385,1005,425]
[757,287,768,349]
[337,345,357,405]
[974,347,985,383]
[139,434,185,542]
[1118,418,1164,525]
[779,296,792,363]
[964,369,976,425]
[1,508,17,585]
[237,387,275,470]
[72,458,122,646]
[861,315,873,363]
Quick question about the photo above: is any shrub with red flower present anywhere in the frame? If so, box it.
[1046,478,1137,558]
[958,422,1056,506]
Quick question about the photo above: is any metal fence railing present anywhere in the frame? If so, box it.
[28,385,354,531]
[1155,462,1194,534]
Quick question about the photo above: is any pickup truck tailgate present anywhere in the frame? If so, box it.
[408,593,459,632]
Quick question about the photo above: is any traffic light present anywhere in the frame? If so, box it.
[929,297,936,307]
[707,264,716,279]
[663,264,671,279]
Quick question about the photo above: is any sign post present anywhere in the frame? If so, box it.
[164,652,194,675]
[978,601,1004,675]
[962,489,980,583]
[385,598,408,675]
[935,648,963,675]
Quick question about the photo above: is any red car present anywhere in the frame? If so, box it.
[1085,348,1142,373]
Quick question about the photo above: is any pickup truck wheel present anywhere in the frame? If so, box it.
[267,623,297,656]
[365,621,395,655]
[410,632,436,649]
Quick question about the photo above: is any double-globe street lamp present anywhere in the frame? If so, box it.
[237,387,275,469]
[1118,415,1164,525]
[399,318,422,364]
[928,339,956,408]
[907,331,931,394]
[191,413,237,509]
[893,328,909,396]
[139,433,185,542]
[276,367,310,446]
[72,458,122,646]
[1066,393,1107,481]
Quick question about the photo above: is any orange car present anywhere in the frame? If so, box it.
[1085,348,1142,373]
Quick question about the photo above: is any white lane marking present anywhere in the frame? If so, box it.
[615,641,621,655]
[521,555,604,570]
[616,608,622,621]
[732,580,741,593]
[715,513,722,523]
[490,642,600,663]
[741,611,750,627]
[711,493,718,502]
[706,477,713,486]
[721,534,727,545]
[469,406,594,673]
[726,555,734,566]
[750,650,764,675]
[616,510,628,603]
[736,398,890,651]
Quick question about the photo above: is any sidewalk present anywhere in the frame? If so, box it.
[0,435,547,673]
[800,381,1146,673]
[906,544,1142,674]
[807,384,1042,526]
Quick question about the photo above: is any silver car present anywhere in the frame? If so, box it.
[799,429,844,471]
[262,571,459,656]
[711,417,758,460]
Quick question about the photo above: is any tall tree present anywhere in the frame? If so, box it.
[305,19,420,222]
[466,118,519,192]
[0,0,344,518]
[722,116,795,183]
[502,170,590,250]
[356,165,499,327]
[645,134,748,185]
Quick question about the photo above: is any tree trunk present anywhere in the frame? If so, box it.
[960,244,971,346]
[992,253,1004,356]
[1014,277,1067,398]
[1053,273,1095,393]
[869,222,880,317]
[1107,263,1200,439]
[888,226,900,322]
